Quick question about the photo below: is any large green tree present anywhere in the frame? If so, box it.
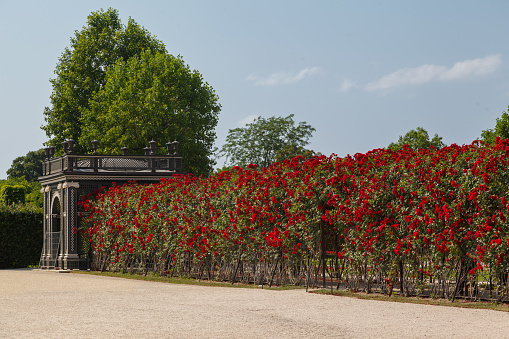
[220,114,316,168]
[42,8,220,175]
[42,8,166,153]
[80,49,220,175]
[6,149,45,182]
[388,127,445,150]
[480,111,509,144]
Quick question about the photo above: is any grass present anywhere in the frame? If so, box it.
[311,289,509,312]
[72,270,304,290]
[72,270,509,312]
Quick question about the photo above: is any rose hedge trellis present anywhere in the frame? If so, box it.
[82,139,509,301]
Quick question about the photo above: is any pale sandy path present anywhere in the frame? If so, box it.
[1,269,508,338]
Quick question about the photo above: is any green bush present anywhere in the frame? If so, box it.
[0,185,27,205]
[25,183,43,208]
[0,203,43,268]
[0,178,42,208]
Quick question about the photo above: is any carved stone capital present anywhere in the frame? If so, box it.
[62,182,80,189]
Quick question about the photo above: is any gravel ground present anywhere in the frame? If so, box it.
[1,269,509,338]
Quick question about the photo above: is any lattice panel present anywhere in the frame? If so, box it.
[77,183,104,212]
[175,158,183,171]
[70,188,75,252]
[75,158,91,168]
[158,158,170,170]
[100,157,150,170]
[76,222,91,260]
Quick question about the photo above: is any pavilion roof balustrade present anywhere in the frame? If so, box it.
[42,153,183,176]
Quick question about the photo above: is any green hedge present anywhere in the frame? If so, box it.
[0,185,26,205]
[0,203,43,268]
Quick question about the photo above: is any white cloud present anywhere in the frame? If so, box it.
[237,114,259,127]
[247,67,321,86]
[364,64,446,91]
[339,54,502,93]
[337,79,358,93]
[439,54,501,81]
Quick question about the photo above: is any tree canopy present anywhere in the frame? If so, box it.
[480,111,509,144]
[6,149,45,182]
[388,127,445,151]
[5,148,45,207]
[80,49,220,175]
[42,8,220,175]
[219,114,316,168]
[42,9,165,152]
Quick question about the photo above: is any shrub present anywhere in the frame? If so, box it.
[0,178,43,208]
[0,203,43,268]
[0,185,26,205]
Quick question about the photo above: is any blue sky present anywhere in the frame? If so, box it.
[1,0,508,178]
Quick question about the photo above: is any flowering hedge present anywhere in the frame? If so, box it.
[82,139,509,300]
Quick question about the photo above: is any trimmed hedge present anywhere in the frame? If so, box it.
[0,203,43,268]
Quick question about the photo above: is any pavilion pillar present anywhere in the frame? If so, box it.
[62,182,80,269]
[40,186,52,268]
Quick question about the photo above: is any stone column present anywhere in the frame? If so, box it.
[63,182,80,269]
[41,186,52,268]
[56,182,65,269]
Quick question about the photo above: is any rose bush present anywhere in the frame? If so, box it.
[81,139,509,300]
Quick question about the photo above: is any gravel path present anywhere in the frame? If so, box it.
[1,269,508,338]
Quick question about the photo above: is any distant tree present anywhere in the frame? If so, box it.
[274,143,319,163]
[388,127,445,150]
[480,111,509,144]
[220,114,315,168]
[214,165,233,174]
[42,8,166,153]
[6,149,45,182]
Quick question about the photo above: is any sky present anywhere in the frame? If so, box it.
[1,0,509,178]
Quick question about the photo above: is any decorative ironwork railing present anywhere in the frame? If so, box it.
[42,139,183,176]
[42,154,183,176]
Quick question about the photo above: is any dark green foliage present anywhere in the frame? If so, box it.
[25,184,43,209]
[6,149,45,181]
[0,204,43,269]
[42,8,220,174]
[42,8,166,153]
[80,49,220,175]
[0,185,26,205]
